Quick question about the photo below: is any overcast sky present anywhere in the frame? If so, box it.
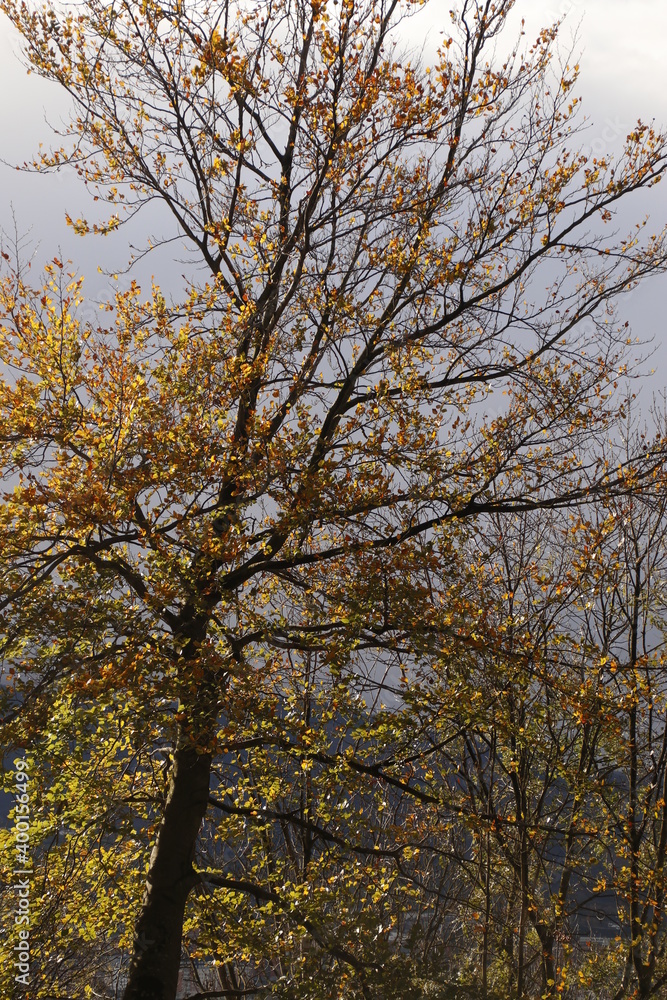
[1,0,666,388]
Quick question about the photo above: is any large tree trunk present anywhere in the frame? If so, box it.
[122,728,212,1000]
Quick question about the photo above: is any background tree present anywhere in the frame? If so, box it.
[574,483,667,1000]
[1,1,667,998]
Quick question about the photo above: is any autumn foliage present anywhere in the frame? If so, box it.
[1,1,667,998]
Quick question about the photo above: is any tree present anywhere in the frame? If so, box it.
[1,0,667,997]
[574,481,667,1000]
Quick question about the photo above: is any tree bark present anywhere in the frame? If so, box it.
[122,728,212,1000]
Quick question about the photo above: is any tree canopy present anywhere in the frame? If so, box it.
[1,1,667,998]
